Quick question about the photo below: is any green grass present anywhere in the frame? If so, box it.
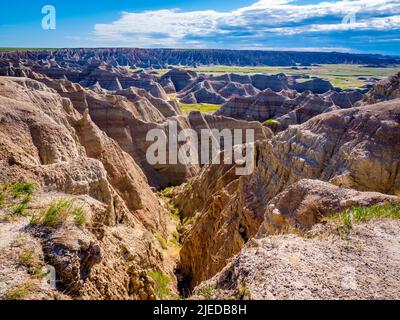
[0,182,34,217]
[0,192,5,208]
[148,271,173,300]
[18,249,36,268]
[155,234,168,250]
[263,119,280,127]
[30,199,86,228]
[73,207,87,226]
[4,282,37,300]
[179,103,220,114]
[11,183,34,198]
[186,64,400,90]
[0,48,57,52]
[324,202,400,236]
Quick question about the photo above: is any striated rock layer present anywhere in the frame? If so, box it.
[0,77,170,299]
[176,99,400,289]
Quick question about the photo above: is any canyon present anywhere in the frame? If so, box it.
[0,49,399,300]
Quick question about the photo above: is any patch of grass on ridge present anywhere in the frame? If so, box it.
[179,103,220,114]
[323,202,400,236]
[30,199,86,228]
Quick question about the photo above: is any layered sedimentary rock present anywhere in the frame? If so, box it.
[0,77,170,299]
[362,72,400,105]
[176,99,400,289]
[161,68,198,92]
[322,90,364,108]
[292,78,334,94]
[1,49,398,69]
[216,88,351,129]
[194,181,399,300]
[251,74,289,91]
[35,76,270,189]
[179,78,260,104]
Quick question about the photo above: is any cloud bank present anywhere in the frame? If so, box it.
[93,0,400,52]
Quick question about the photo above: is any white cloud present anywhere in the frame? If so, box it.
[93,0,400,47]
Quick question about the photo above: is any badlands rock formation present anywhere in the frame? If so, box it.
[216,88,358,130]
[1,48,400,300]
[1,49,398,69]
[34,76,269,189]
[176,99,400,290]
[362,72,400,105]
[0,77,170,299]
[258,179,399,235]
[195,219,400,300]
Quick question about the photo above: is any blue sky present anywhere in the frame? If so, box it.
[0,0,399,56]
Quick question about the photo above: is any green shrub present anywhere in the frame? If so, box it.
[13,196,32,215]
[160,187,174,198]
[148,271,172,300]
[11,183,34,198]
[30,199,87,228]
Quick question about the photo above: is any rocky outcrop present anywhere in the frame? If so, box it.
[176,99,400,289]
[362,72,400,105]
[292,78,334,94]
[195,218,400,300]
[258,179,399,235]
[322,90,364,108]
[179,79,260,104]
[275,91,339,130]
[216,89,342,128]
[0,77,170,299]
[161,69,198,92]
[251,74,289,91]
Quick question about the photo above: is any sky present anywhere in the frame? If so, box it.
[0,0,399,56]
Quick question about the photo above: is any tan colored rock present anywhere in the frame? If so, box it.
[0,77,170,299]
[176,99,400,289]
[194,219,400,300]
[258,179,399,235]
[361,72,400,105]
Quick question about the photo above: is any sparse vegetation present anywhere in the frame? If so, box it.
[4,281,37,300]
[179,102,220,114]
[148,271,173,300]
[30,198,87,228]
[73,207,87,226]
[0,182,34,219]
[238,282,251,300]
[160,187,174,198]
[11,182,34,198]
[18,249,36,268]
[33,267,50,280]
[263,119,280,127]
[197,285,214,300]
[13,196,31,216]
[0,191,5,208]
[324,202,400,236]
[156,234,168,250]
